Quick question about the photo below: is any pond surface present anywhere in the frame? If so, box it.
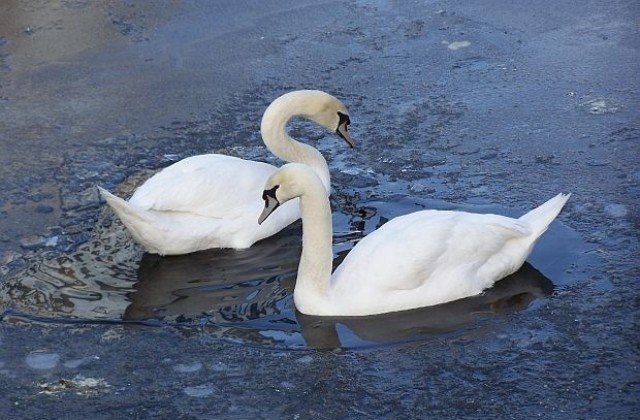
[0,0,636,417]
[0,183,597,350]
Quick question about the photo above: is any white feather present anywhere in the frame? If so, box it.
[98,90,353,255]
[262,163,571,316]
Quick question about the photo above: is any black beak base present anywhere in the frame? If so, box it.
[258,186,280,225]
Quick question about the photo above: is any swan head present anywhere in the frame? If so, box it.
[271,90,355,148]
[304,91,354,148]
[258,163,324,225]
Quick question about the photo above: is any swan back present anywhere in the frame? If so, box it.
[328,195,571,316]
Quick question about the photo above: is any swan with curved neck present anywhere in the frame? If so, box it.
[98,90,354,255]
[259,163,571,317]
[260,90,353,191]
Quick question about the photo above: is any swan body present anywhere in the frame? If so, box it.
[98,90,354,255]
[259,163,571,316]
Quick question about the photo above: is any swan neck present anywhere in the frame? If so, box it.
[295,184,334,313]
[261,97,331,191]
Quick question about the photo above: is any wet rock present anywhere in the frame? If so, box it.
[26,351,60,370]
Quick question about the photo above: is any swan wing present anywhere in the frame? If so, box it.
[129,154,277,219]
[330,210,533,313]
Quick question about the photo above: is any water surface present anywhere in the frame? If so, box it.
[0,189,596,350]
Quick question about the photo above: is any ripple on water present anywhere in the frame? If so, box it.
[0,190,600,350]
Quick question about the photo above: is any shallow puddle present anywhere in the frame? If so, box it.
[0,190,598,350]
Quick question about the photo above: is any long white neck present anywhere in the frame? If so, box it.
[293,176,334,315]
[260,93,331,192]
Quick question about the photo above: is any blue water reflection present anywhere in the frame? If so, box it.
[0,193,596,350]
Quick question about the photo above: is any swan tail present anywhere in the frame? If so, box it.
[519,193,571,239]
[97,186,155,227]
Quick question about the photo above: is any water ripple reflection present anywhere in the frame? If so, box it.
[0,193,595,350]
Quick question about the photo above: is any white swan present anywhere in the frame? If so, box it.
[98,90,354,255]
[258,163,571,316]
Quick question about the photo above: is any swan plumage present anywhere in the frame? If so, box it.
[259,163,571,316]
[98,90,354,255]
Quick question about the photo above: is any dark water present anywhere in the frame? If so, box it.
[0,190,597,350]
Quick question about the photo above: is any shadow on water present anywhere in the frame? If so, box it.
[0,191,597,350]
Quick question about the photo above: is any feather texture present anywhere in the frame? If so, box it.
[260,163,570,316]
[98,90,354,255]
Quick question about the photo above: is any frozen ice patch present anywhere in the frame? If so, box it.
[579,98,620,114]
[408,182,436,194]
[604,203,627,218]
[443,40,471,50]
[341,168,361,176]
[26,351,60,370]
[63,355,100,369]
[173,361,203,373]
[45,236,59,247]
[296,355,314,364]
[184,384,215,397]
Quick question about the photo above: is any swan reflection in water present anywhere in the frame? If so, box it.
[297,262,553,349]
[124,225,302,323]
[124,221,554,349]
